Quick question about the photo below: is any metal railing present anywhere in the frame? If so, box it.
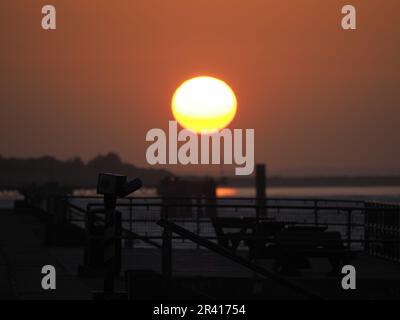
[365,201,400,262]
[64,197,363,243]
[57,195,400,263]
[21,194,395,271]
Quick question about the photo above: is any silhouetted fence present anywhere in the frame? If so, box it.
[63,196,375,250]
[19,194,400,263]
[365,201,400,262]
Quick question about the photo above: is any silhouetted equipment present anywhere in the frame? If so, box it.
[255,164,266,217]
[96,173,143,298]
[79,206,161,278]
[78,208,122,278]
[97,173,142,197]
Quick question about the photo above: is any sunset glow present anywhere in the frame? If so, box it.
[172,77,237,134]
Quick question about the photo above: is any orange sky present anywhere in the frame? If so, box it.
[0,1,399,176]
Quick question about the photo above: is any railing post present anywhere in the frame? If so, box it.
[126,198,133,248]
[314,200,318,226]
[255,164,266,218]
[103,195,117,295]
[396,205,400,263]
[50,196,68,225]
[161,206,172,278]
[347,209,352,248]
[364,202,370,254]
[78,205,105,277]
[397,205,400,262]
[196,199,201,250]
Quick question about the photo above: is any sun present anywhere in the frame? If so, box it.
[172,76,237,134]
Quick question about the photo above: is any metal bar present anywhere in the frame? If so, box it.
[85,201,392,212]
[89,234,400,244]
[63,195,366,205]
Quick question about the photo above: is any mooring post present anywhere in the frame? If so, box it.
[255,164,267,219]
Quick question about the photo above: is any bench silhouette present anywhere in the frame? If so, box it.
[248,225,328,259]
[157,219,323,299]
[273,230,356,276]
[247,221,288,259]
[211,217,256,250]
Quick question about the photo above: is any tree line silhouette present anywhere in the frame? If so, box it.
[0,153,171,189]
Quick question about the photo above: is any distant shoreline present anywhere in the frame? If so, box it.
[223,176,400,188]
[2,176,400,191]
[2,154,400,190]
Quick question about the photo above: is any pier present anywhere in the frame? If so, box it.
[3,190,400,300]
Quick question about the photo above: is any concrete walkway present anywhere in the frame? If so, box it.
[0,209,91,300]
